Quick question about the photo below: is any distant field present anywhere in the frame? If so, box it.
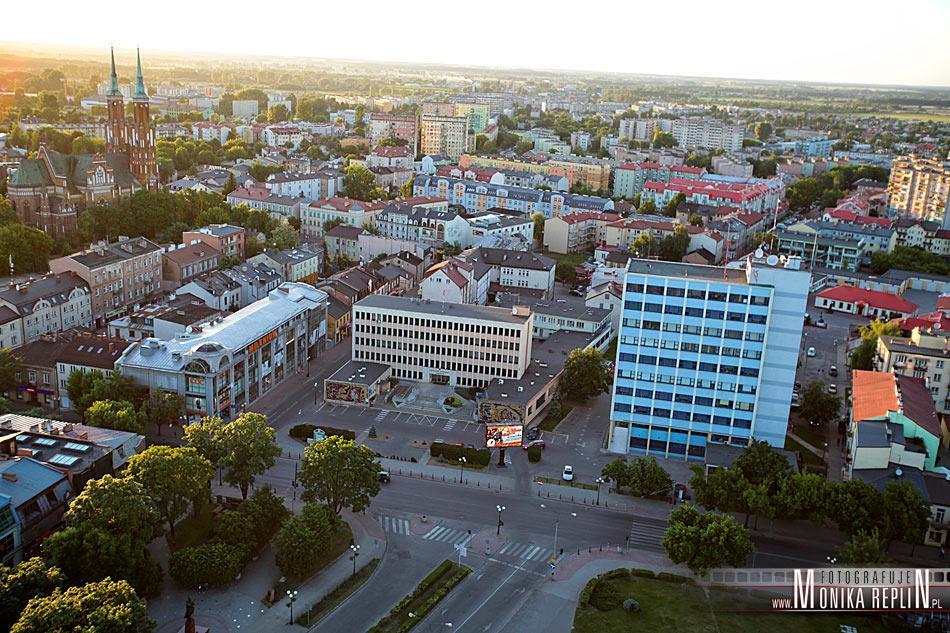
[863,111,950,122]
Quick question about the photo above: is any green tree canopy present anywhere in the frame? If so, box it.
[84,400,145,434]
[274,503,337,579]
[560,347,612,402]
[662,504,754,576]
[220,412,282,499]
[0,558,64,631]
[344,164,387,202]
[300,435,380,515]
[799,380,841,427]
[12,578,153,633]
[835,529,889,565]
[124,446,212,538]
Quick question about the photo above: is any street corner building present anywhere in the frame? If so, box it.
[115,283,328,420]
[608,252,811,460]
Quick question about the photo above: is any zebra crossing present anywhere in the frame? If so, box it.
[496,541,556,563]
[442,419,456,431]
[422,525,473,546]
[377,515,411,536]
[374,409,389,422]
[628,519,667,551]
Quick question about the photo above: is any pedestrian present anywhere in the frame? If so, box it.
[940,547,946,560]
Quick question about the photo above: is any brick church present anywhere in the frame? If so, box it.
[8,49,159,238]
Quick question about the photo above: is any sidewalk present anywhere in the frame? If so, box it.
[378,457,513,492]
[150,505,385,632]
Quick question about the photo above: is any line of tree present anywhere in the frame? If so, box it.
[785,164,890,210]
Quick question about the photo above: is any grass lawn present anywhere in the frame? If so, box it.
[538,403,573,432]
[172,502,215,550]
[297,559,380,627]
[574,574,893,633]
[792,423,828,451]
[785,436,828,475]
[274,521,354,591]
[537,475,597,491]
[865,111,950,123]
[368,560,470,633]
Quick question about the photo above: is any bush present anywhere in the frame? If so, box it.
[579,577,598,606]
[631,568,656,579]
[319,426,357,441]
[589,580,622,611]
[623,598,640,613]
[656,572,690,584]
[274,504,335,580]
[602,568,631,581]
[212,509,256,555]
[240,486,290,546]
[430,443,442,458]
[169,543,244,588]
[441,444,461,462]
[527,445,542,463]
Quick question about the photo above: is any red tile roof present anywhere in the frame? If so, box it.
[851,370,899,424]
[817,286,918,314]
[561,212,621,225]
[308,197,387,212]
[372,145,412,158]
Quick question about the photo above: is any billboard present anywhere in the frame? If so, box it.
[485,424,523,448]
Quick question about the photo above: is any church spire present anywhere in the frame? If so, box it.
[107,47,122,97]
[133,48,148,100]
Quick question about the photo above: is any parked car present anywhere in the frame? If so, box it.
[562,465,574,481]
[807,347,816,357]
[523,439,546,450]
[526,427,541,441]
[815,319,828,329]
[829,365,838,377]
[378,471,391,483]
[828,384,838,394]
[570,288,585,297]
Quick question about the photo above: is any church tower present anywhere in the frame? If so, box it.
[128,49,158,190]
[105,47,127,153]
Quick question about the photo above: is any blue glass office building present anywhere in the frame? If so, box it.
[608,256,810,459]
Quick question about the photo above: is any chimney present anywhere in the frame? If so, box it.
[1,472,16,482]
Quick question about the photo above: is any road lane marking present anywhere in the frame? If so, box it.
[455,558,531,631]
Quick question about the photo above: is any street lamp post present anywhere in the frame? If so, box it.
[496,505,505,535]
[595,477,605,506]
[540,504,575,563]
[286,589,298,625]
[313,381,319,405]
[350,544,360,576]
[458,456,466,484]
[291,462,299,512]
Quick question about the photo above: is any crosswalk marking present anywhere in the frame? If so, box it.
[422,525,473,545]
[628,520,667,550]
[377,514,410,536]
[374,409,389,422]
[443,419,456,431]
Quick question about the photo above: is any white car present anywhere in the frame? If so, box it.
[828,384,838,394]
[807,347,816,357]
[562,465,574,482]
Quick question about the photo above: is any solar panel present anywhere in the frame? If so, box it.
[63,442,91,453]
[32,437,58,447]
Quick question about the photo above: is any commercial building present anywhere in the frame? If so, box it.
[351,295,533,388]
[117,283,328,420]
[814,285,918,320]
[323,360,392,407]
[49,237,163,327]
[607,255,810,459]
[876,327,950,416]
[887,156,949,225]
[670,117,744,152]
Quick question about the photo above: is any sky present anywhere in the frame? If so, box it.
[4,0,950,87]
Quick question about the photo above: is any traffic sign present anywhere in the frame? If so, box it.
[549,562,557,570]
[454,544,467,558]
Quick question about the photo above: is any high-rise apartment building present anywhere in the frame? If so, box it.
[671,117,744,152]
[420,113,472,160]
[887,155,949,226]
[368,114,418,156]
[607,255,810,459]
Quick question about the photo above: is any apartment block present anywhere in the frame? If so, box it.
[613,162,706,199]
[877,328,950,416]
[671,117,744,152]
[887,155,950,225]
[368,114,418,155]
[608,255,810,459]
[351,295,533,388]
[49,237,162,327]
[0,274,92,348]
[543,212,620,254]
[420,113,471,160]
[182,224,245,260]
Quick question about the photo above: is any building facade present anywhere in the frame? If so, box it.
[887,156,949,225]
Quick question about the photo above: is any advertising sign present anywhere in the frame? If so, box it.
[485,424,523,448]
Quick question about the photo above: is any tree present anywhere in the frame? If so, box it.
[44,475,162,595]
[274,503,336,579]
[554,260,577,285]
[560,347,612,402]
[776,472,833,526]
[851,319,901,371]
[268,104,290,123]
[638,198,656,215]
[240,486,290,546]
[222,172,237,196]
[0,349,21,394]
[0,223,53,274]
[627,457,674,497]
[299,435,380,515]
[12,579,153,633]
[169,543,244,589]
[687,214,704,227]
[344,164,386,201]
[662,504,754,576]
[531,211,545,242]
[85,400,145,433]
[124,446,212,539]
[399,178,414,198]
[870,246,950,277]
[829,479,884,537]
[651,131,676,149]
[754,121,773,141]
[799,380,841,427]
[270,222,299,250]
[142,390,183,428]
[664,192,685,217]
[220,412,281,499]
[835,529,889,565]
[0,558,64,631]
[183,415,226,476]
[882,479,930,548]
[67,369,143,417]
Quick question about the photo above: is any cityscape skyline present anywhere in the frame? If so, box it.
[3,0,950,88]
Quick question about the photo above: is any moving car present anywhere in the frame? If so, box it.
[523,439,546,450]
[562,465,574,481]
[807,347,816,357]
[828,384,838,394]
[378,471,391,483]
[829,365,838,377]
[570,287,585,297]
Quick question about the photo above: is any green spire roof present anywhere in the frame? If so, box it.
[133,48,148,100]
[107,47,122,97]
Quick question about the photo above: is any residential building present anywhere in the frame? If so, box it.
[877,327,950,416]
[0,455,71,564]
[814,285,918,320]
[420,113,471,161]
[849,370,942,476]
[619,118,657,142]
[784,219,896,254]
[543,212,620,254]
[109,293,220,341]
[232,99,259,117]
[461,247,555,300]
[182,224,245,260]
[177,272,242,312]
[459,154,612,192]
[670,117,744,152]
[893,218,950,256]
[642,176,784,214]
[365,146,414,170]
[586,280,624,334]
[226,187,302,221]
[375,200,468,246]
[570,131,591,152]
[794,137,834,158]
[161,242,221,286]
[420,258,489,306]
[711,155,753,178]
[263,125,305,149]
[887,155,949,225]
[465,211,534,248]
[351,295,533,388]
[49,237,162,327]
[249,247,321,284]
[602,217,724,264]
[117,283,328,420]
[221,262,282,308]
[414,175,614,219]
[0,273,91,348]
[265,170,341,201]
[300,197,388,239]
[324,224,366,263]
[775,230,864,271]
[612,162,706,199]
[192,122,232,144]
[55,332,132,410]
[368,114,418,156]
[607,255,810,458]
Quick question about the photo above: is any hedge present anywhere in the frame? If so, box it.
[527,445,542,463]
[290,424,356,441]
[367,561,469,633]
[602,568,631,581]
[590,580,622,611]
[169,543,245,589]
[578,577,599,607]
[631,568,657,579]
[656,572,691,584]
[430,442,490,466]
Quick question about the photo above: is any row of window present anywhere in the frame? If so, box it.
[619,353,759,377]
[352,329,521,351]
[616,370,757,394]
[356,313,523,339]
[628,301,768,324]
[354,349,519,378]
[615,404,753,426]
[616,386,756,409]
[354,338,519,364]
[622,336,762,359]
[625,319,766,342]
[628,283,770,306]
